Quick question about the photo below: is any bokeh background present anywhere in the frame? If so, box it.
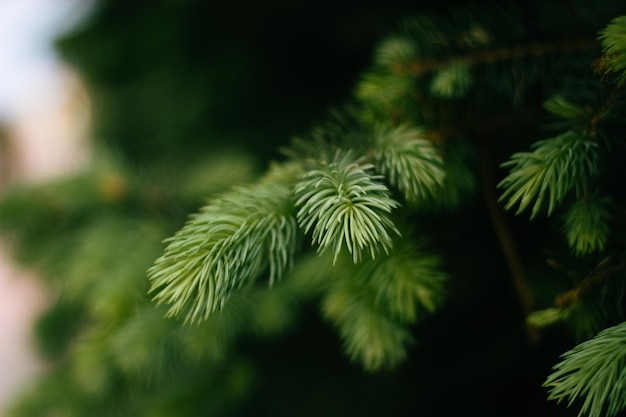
[0,1,93,412]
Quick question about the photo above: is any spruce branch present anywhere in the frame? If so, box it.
[498,131,599,219]
[542,83,626,136]
[527,307,572,328]
[321,264,412,372]
[355,239,447,323]
[294,150,400,264]
[543,95,589,123]
[545,321,626,417]
[530,257,626,338]
[373,36,417,68]
[555,257,626,308]
[372,124,445,203]
[321,238,446,371]
[394,38,599,77]
[148,180,297,324]
[597,16,626,86]
[429,63,473,98]
[356,72,415,117]
[324,292,413,372]
[563,194,611,257]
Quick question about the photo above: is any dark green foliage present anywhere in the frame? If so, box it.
[320,238,446,370]
[372,124,445,202]
[55,0,422,164]
[598,16,626,85]
[563,194,611,256]
[5,1,626,417]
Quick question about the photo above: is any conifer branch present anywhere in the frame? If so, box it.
[597,16,626,86]
[322,273,413,371]
[545,321,626,417]
[555,257,626,308]
[394,38,599,77]
[358,240,447,322]
[320,238,446,371]
[148,180,297,324]
[371,124,445,203]
[498,131,599,219]
[563,194,611,257]
[294,150,401,264]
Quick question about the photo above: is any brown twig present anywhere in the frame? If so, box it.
[555,257,626,307]
[476,135,540,345]
[394,38,599,77]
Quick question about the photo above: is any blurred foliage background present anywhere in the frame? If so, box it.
[2,0,625,416]
[59,0,430,164]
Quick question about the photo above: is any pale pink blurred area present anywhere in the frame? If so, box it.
[0,0,95,414]
[6,64,92,182]
[0,241,50,412]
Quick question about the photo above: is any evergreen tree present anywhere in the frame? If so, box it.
[3,1,626,416]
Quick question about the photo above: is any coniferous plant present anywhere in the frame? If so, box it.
[3,1,626,416]
[148,3,626,415]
